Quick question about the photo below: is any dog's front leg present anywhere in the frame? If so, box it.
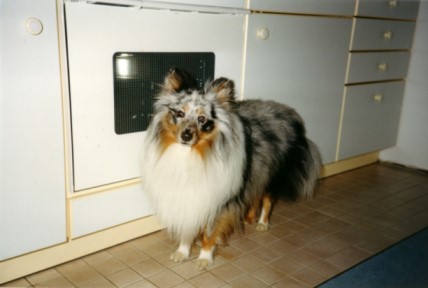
[195,233,216,270]
[170,241,192,263]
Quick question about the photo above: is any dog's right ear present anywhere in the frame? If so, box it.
[205,77,235,110]
[163,68,197,93]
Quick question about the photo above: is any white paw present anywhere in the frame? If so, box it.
[256,223,269,232]
[195,258,211,270]
[170,251,188,263]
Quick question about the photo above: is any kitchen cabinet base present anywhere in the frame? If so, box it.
[0,216,162,284]
[0,152,379,284]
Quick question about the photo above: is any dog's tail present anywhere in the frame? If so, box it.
[299,139,322,199]
[269,137,322,202]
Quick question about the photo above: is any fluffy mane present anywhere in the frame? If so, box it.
[141,68,246,242]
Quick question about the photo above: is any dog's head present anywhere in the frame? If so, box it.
[153,68,235,155]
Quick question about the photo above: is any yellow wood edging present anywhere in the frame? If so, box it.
[321,151,379,178]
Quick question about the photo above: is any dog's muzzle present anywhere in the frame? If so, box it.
[181,129,193,143]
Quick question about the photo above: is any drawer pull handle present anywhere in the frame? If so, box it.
[257,28,270,40]
[25,17,43,35]
[383,30,393,40]
[373,93,384,103]
[378,63,388,72]
[389,0,398,8]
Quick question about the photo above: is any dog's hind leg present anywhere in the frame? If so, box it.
[170,241,192,263]
[256,194,272,232]
[245,199,259,224]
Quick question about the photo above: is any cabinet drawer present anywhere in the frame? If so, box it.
[249,0,355,16]
[356,0,420,20]
[71,184,153,238]
[347,51,410,83]
[339,81,404,160]
[351,19,415,51]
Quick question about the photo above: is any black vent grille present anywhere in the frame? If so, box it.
[113,52,215,134]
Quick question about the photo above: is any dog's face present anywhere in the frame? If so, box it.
[153,68,235,155]
[165,90,215,147]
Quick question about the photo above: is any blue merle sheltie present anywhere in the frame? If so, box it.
[141,68,322,269]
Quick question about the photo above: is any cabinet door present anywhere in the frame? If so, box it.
[339,82,405,160]
[66,3,245,191]
[244,15,352,164]
[0,0,66,260]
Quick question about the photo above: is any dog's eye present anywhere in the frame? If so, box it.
[198,116,206,124]
[176,110,185,118]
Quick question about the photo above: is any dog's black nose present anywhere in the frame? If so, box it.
[181,129,193,142]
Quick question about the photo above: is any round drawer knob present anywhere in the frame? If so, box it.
[25,17,43,35]
[389,0,398,8]
[257,28,270,40]
[373,93,384,103]
[378,63,388,72]
[383,30,393,40]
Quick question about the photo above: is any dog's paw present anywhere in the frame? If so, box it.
[170,251,188,263]
[256,223,269,232]
[195,258,211,270]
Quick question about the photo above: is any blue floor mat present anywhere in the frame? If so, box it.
[318,228,428,288]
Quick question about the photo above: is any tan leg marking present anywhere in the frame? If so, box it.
[256,194,272,232]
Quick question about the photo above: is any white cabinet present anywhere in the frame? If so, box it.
[62,1,245,237]
[0,0,66,260]
[243,14,352,164]
[338,1,419,160]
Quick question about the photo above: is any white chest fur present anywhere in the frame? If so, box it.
[142,143,244,242]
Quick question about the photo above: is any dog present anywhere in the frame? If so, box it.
[141,68,322,269]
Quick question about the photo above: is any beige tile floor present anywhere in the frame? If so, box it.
[3,163,428,287]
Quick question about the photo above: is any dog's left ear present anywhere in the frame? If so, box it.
[206,78,235,108]
[163,68,197,93]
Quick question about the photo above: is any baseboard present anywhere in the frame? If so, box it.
[321,152,379,178]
